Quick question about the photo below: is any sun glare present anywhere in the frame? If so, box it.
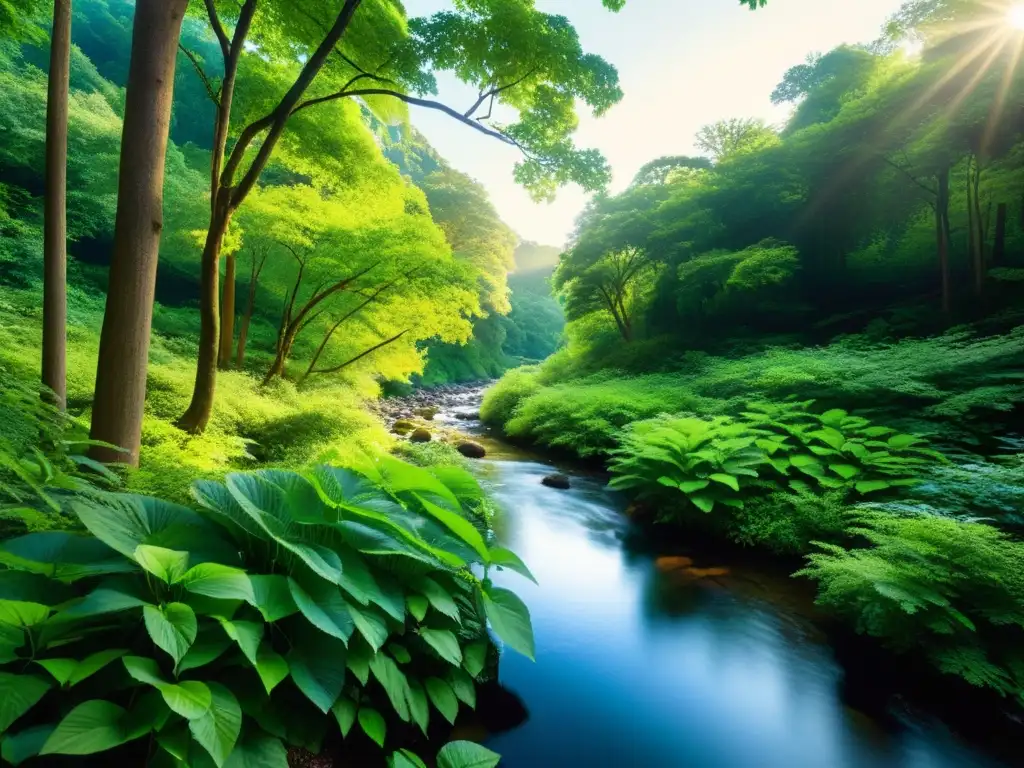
[1009,4,1024,29]
[901,38,925,57]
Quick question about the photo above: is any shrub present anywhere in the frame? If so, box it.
[797,512,1024,702]
[730,489,848,554]
[479,366,542,427]
[0,455,535,766]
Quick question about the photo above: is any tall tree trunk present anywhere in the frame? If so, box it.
[42,0,72,410]
[218,253,236,367]
[992,202,1008,267]
[177,195,230,432]
[235,251,263,370]
[936,167,952,316]
[972,162,985,297]
[89,0,188,465]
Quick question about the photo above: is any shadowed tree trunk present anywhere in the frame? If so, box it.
[992,202,1008,267]
[218,253,236,367]
[42,0,72,410]
[89,0,189,465]
[235,246,268,370]
[936,166,952,316]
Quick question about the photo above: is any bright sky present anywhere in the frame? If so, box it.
[402,0,908,248]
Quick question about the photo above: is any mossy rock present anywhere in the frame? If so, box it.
[410,428,432,443]
[392,419,416,435]
[415,407,439,420]
[456,441,486,459]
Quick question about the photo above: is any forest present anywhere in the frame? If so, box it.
[2,0,1024,765]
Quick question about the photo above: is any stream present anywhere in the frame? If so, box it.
[418,389,1018,768]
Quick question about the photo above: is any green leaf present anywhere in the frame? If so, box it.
[0,601,49,627]
[828,464,861,480]
[181,564,254,603]
[483,587,535,661]
[389,749,428,768]
[810,427,846,451]
[358,707,386,748]
[144,603,198,665]
[288,629,347,713]
[348,602,389,652]
[414,495,489,563]
[417,577,461,624]
[689,494,715,513]
[40,700,140,755]
[249,575,298,622]
[389,643,412,664]
[123,656,212,720]
[708,473,740,492]
[855,480,891,494]
[134,545,190,584]
[406,595,428,622]
[223,733,289,768]
[436,741,501,768]
[405,679,430,736]
[488,547,537,584]
[656,476,679,488]
[369,653,411,722]
[254,643,289,695]
[0,673,50,734]
[346,639,372,685]
[677,479,710,493]
[462,641,488,678]
[1,724,54,766]
[38,649,127,687]
[288,578,354,644]
[421,629,463,666]
[332,697,358,737]
[888,434,923,449]
[819,409,848,427]
[425,677,459,724]
[219,619,264,667]
[189,682,242,767]
[446,668,477,709]
[0,532,134,582]
[59,579,148,620]
[177,630,232,675]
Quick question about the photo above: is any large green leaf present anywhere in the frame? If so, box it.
[134,545,190,584]
[288,578,354,644]
[483,588,535,661]
[0,571,73,605]
[123,656,212,720]
[223,733,289,768]
[40,700,144,755]
[287,626,347,713]
[254,643,289,695]
[425,677,459,724]
[192,479,265,542]
[0,601,50,628]
[249,575,298,622]
[58,577,148,620]
[346,638,373,685]
[331,697,357,737]
[144,603,198,665]
[405,679,430,736]
[389,749,428,768]
[348,601,389,652]
[487,548,537,584]
[1,724,54,766]
[414,496,489,563]
[417,577,461,624]
[189,682,242,767]
[0,532,135,581]
[219,619,264,667]
[436,741,501,768]
[446,668,476,709]
[37,648,127,687]
[358,707,386,747]
[73,494,233,563]
[407,595,429,622]
[462,641,488,678]
[0,673,50,734]
[420,629,463,666]
[369,653,410,722]
[177,628,233,675]
[181,563,254,602]
[368,455,461,510]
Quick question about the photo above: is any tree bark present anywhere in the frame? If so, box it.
[936,167,952,316]
[218,252,236,367]
[972,161,985,297]
[89,0,188,465]
[992,202,1008,267]
[235,248,265,370]
[42,0,72,411]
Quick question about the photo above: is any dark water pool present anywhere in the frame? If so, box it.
[469,456,1012,768]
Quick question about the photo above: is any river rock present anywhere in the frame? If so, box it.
[684,567,730,579]
[457,441,487,459]
[392,419,416,435]
[410,428,432,443]
[455,411,481,421]
[415,406,439,420]
[542,473,571,490]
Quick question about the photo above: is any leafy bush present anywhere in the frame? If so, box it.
[798,512,1024,702]
[730,488,848,554]
[0,455,535,766]
[479,366,542,427]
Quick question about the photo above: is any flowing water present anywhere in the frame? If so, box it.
[429,393,1018,768]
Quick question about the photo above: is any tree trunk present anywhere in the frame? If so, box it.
[936,167,951,316]
[218,253,236,368]
[176,194,230,433]
[972,163,985,297]
[235,254,261,370]
[89,0,188,465]
[263,335,293,385]
[992,202,1008,267]
[42,0,72,411]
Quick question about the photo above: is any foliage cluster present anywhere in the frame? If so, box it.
[0,455,535,766]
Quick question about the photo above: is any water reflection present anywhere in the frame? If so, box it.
[476,456,1011,768]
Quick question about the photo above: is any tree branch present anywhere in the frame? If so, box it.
[312,330,410,376]
[881,155,937,197]
[463,69,537,119]
[203,0,231,60]
[178,44,220,106]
